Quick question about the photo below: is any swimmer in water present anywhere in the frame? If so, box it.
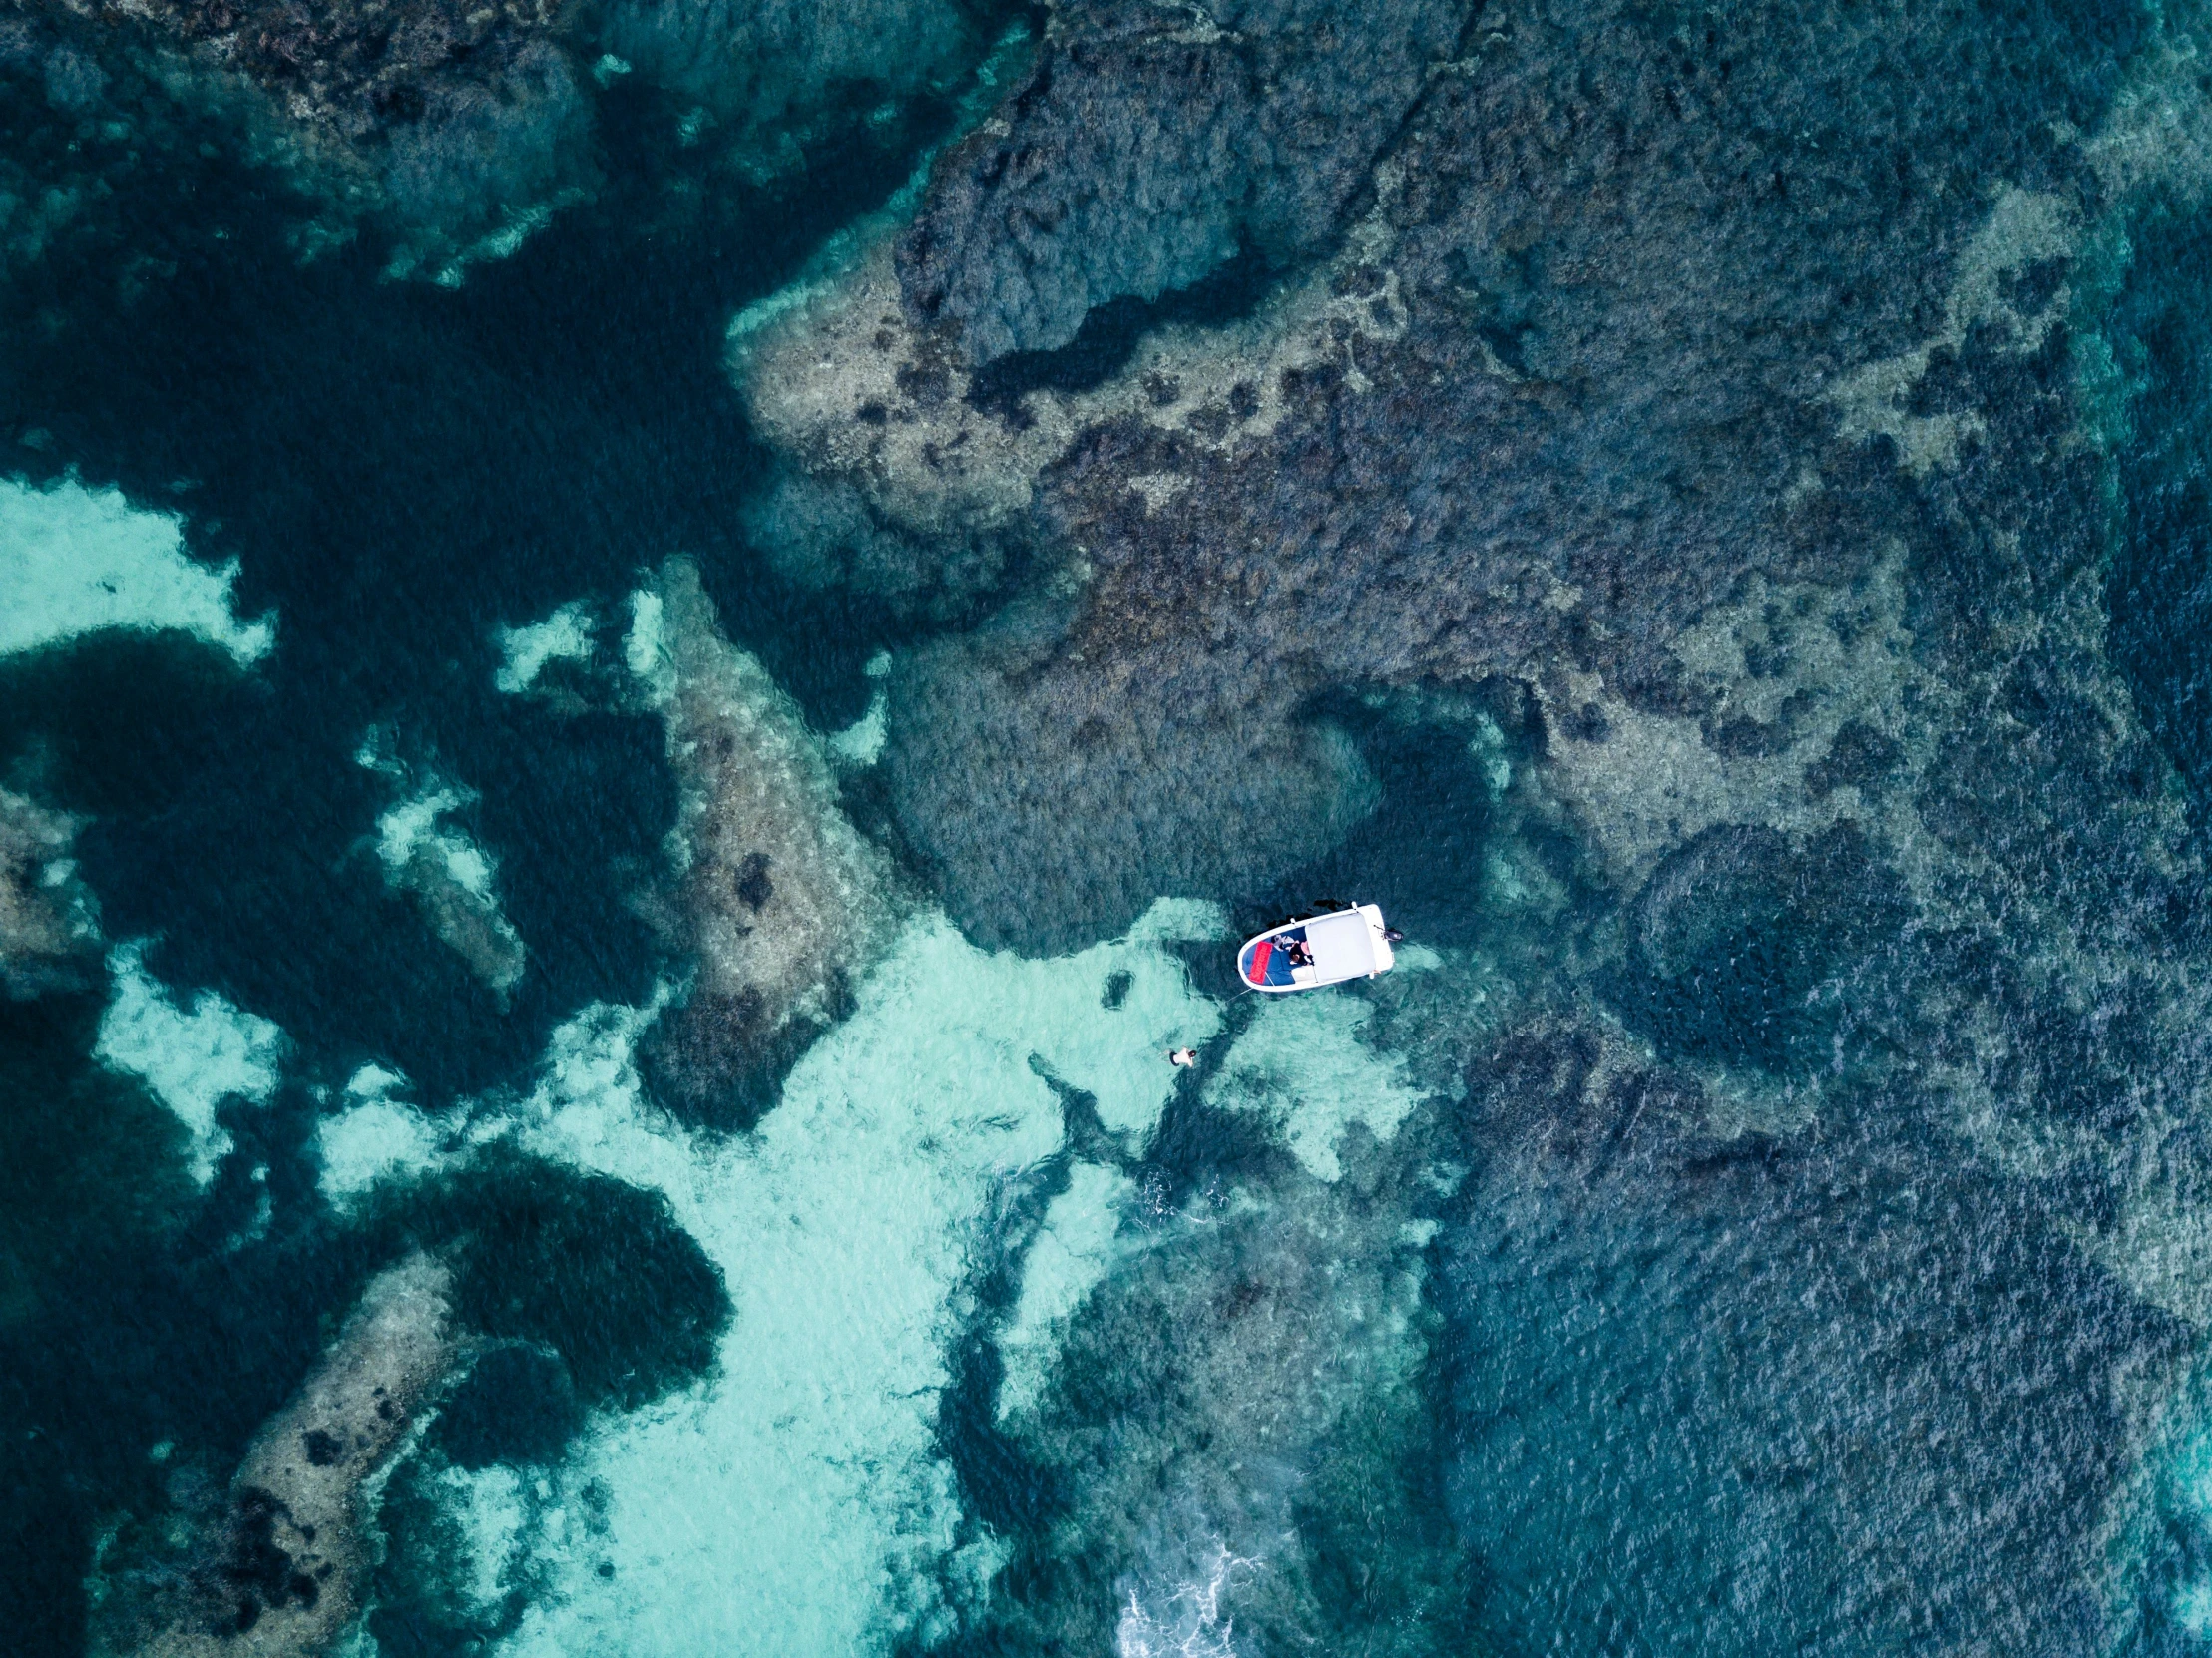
[1168,1047,1198,1068]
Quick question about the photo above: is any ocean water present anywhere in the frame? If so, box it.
[13,5,2212,1657]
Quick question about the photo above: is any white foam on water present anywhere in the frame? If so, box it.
[493,601,595,694]
[481,900,1222,1656]
[1202,993,1426,1181]
[94,943,283,1187]
[995,1159,1134,1420]
[1114,1536,1258,1658]
[317,1066,455,1204]
[0,476,273,665]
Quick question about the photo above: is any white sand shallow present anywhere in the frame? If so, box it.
[95,943,283,1186]
[478,899,1224,1656]
[0,476,272,665]
[315,1066,461,1205]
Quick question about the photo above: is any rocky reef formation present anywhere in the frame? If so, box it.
[4,0,590,270]
[76,1150,730,1658]
[742,0,2155,953]
[967,1129,1469,1656]
[736,235,1408,948]
[360,747,530,1000]
[93,1253,463,1658]
[0,785,99,998]
[631,558,899,1122]
[897,0,1472,362]
[0,0,1013,279]
[377,824,528,998]
[734,0,2212,1643]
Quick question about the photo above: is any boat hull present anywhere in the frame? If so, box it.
[1237,904,1396,992]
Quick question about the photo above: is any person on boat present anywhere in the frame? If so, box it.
[1284,936,1314,968]
[1168,1047,1198,1067]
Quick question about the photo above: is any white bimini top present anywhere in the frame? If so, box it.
[1236,904,1397,993]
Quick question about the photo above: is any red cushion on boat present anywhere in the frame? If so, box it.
[1247,938,1274,983]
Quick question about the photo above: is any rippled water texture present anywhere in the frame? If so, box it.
[20,1,2212,1655]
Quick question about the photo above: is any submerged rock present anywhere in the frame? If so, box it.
[75,0,589,272]
[896,0,1475,363]
[1610,820,1910,1075]
[360,751,529,1000]
[0,0,1014,281]
[884,621,1379,953]
[96,1253,463,1658]
[0,786,99,999]
[593,0,990,152]
[629,558,897,1120]
[734,231,1412,950]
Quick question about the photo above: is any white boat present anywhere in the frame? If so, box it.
[1237,904,1396,993]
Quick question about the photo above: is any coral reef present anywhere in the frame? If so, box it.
[629,559,898,1119]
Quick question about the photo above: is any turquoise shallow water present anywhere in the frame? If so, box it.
[15,5,2212,1657]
